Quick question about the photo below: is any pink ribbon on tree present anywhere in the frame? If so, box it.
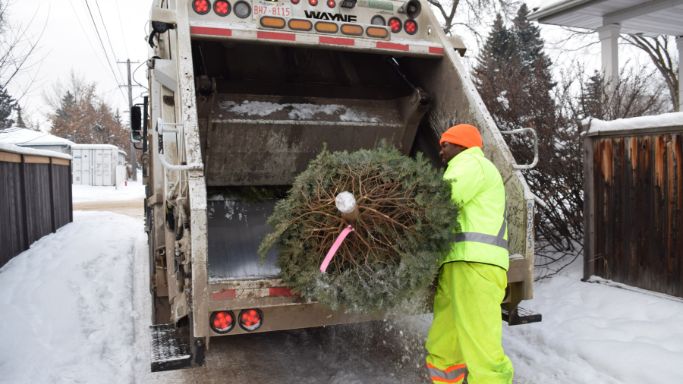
[320,225,355,273]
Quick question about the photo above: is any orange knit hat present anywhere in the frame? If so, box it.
[439,124,483,149]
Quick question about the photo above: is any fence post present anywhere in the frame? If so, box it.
[69,160,73,223]
[583,132,596,281]
[49,158,56,233]
[19,155,29,251]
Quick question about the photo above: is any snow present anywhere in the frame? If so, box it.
[219,100,381,123]
[0,142,72,160]
[496,91,510,110]
[585,112,683,133]
[72,178,145,203]
[2,184,683,383]
[0,127,75,147]
[502,261,683,384]
[0,211,145,384]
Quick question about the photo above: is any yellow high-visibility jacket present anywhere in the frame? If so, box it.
[443,146,509,270]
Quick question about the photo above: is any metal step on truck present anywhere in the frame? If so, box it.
[131,0,540,372]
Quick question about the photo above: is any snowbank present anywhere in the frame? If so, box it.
[503,263,683,384]
[72,178,145,203]
[585,112,683,133]
[0,212,146,384]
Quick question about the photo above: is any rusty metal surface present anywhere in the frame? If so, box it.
[586,131,683,297]
[204,92,420,186]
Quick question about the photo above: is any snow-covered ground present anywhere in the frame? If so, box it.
[0,211,146,384]
[1,183,683,383]
[72,179,145,203]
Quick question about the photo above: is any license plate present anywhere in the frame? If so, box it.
[253,4,292,18]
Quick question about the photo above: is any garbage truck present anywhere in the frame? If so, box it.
[131,0,540,372]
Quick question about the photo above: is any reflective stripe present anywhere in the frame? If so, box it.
[452,206,508,250]
[427,363,468,383]
[497,206,508,239]
[453,232,507,248]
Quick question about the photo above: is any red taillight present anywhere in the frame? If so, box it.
[213,0,231,16]
[210,311,235,334]
[193,0,211,14]
[291,0,300,3]
[309,0,318,6]
[239,309,263,331]
[327,0,336,7]
[404,19,417,35]
[388,17,402,33]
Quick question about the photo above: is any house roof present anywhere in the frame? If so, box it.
[0,127,76,147]
[0,143,72,160]
[529,0,683,36]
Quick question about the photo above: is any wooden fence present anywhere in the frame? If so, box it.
[0,145,72,268]
[584,124,683,297]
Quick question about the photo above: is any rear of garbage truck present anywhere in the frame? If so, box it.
[135,0,537,371]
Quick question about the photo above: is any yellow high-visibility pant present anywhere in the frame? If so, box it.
[425,261,513,384]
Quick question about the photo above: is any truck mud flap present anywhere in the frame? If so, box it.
[502,306,542,326]
[150,324,192,372]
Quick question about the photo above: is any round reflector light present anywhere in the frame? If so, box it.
[210,311,235,334]
[309,0,318,6]
[239,308,263,331]
[233,1,251,18]
[404,19,418,35]
[213,0,231,16]
[370,15,385,26]
[193,0,211,14]
[327,0,336,7]
[388,17,402,33]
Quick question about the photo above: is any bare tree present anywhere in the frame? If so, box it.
[540,27,678,111]
[622,34,679,111]
[0,0,44,126]
[427,0,519,37]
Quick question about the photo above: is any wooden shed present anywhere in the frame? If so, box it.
[0,143,73,268]
[583,113,683,297]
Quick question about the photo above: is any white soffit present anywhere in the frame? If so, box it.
[529,0,683,36]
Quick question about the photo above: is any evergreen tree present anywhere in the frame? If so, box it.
[15,105,26,128]
[512,4,557,129]
[474,5,584,270]
[0,85,16,128]
[473,14,523,128]
[579,71,606,119]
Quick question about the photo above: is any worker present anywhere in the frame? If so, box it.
[425,124,513,384]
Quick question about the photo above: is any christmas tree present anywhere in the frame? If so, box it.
[259,146,458,313]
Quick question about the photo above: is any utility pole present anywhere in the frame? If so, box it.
[120,59,139,181]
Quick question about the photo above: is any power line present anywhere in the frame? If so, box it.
[68,0,108,72]
[132,61,148,90]
[94,0,126,82]
[83,0,126,102]
[114,0,130,57]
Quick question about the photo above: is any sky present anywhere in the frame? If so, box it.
[0,184,682,383]
[3,0,676,132]
[5,0,153,130]
[2,0,587,132]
